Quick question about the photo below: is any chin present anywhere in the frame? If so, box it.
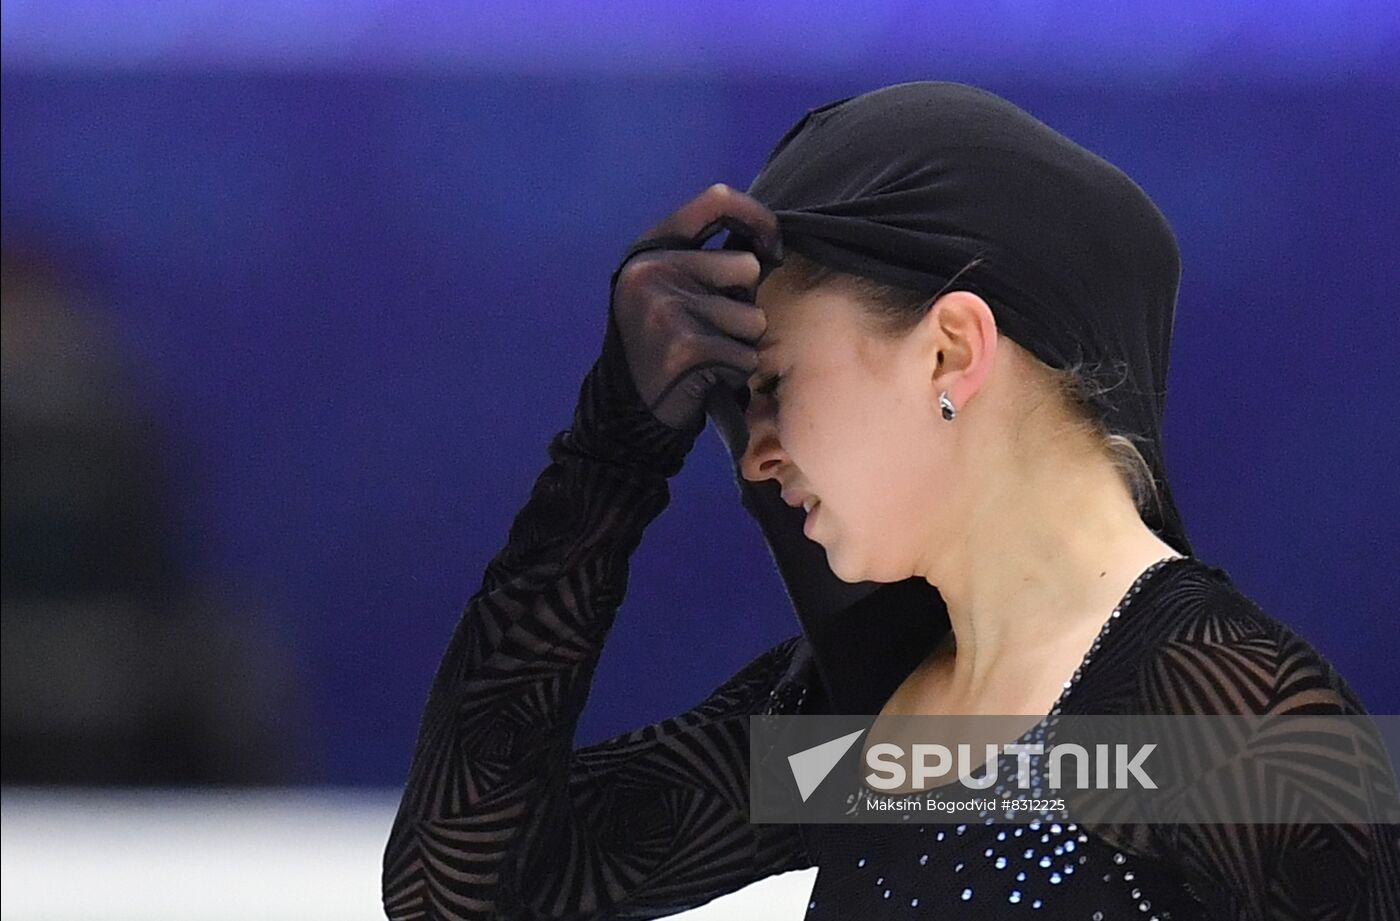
[828,550,906,586]
[823,546,867,584]
[829,562,863,584]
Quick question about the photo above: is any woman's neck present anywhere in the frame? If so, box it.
[914,450,1180,701]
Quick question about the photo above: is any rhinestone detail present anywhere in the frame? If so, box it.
[1045,555,1183,718]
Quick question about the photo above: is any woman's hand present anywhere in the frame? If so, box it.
[609,182,784,433]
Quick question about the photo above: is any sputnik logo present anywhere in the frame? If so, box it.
[788,729,866,802]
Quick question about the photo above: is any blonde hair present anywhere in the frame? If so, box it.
[779,250,1162,519]
[1027,357,1162,520]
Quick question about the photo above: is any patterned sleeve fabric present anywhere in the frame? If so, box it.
[1133,573,1400,920]
[381,312,811,920]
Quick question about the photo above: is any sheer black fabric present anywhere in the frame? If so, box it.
[797,557,1400,920]
[381,318,811,920]
[382,321,1400,920]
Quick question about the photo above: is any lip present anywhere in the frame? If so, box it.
[802,498,820,535]
[781,488,817,511]
[778,484,817,512]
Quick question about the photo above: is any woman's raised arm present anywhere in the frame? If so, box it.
[382,278,809,919]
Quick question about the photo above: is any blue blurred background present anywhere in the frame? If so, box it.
[4,3,1398,801]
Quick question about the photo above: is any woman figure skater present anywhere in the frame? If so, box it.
[382,82,1399,920]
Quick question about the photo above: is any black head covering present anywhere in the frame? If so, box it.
[724,81,1193,715]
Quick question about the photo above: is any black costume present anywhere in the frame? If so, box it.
[383,83,1400,919]
[380,324,1399,920]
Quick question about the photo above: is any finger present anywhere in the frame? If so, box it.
[646,183,782,262]
[703,375,752,456]
[658,248,763,297]
[714,214,786,280]
[646,334,756,427]
[707,363,755,408]
[682,292,767,345]
[680,328,760,385]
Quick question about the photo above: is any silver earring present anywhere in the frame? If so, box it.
[939,391,957,422]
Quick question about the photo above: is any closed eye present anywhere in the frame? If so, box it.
[754,373,781,397]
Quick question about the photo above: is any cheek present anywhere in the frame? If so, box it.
[775,384,856,491]
[846,387,939,521]
[795,379,925,500]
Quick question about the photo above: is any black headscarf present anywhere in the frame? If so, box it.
[726,81,1193,715]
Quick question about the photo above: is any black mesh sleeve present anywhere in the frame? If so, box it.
[381,324,810,920]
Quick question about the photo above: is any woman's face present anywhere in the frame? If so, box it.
[741,267,973,584]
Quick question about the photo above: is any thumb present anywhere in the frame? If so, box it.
[704,379,750,462]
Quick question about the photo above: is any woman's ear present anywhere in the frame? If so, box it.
[923,290,998,410]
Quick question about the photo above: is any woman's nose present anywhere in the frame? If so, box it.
[739,402,784,483]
